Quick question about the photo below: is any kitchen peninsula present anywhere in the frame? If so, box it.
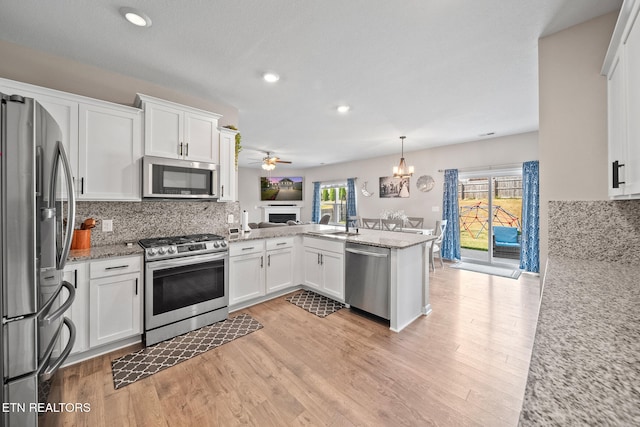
[229,224,437,332]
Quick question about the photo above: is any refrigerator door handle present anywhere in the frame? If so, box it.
[39,317,76,381]
[49,141,76,270]
[39,281,75,326]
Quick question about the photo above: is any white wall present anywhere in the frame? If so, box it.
[538,12,617,271]
[0,40,239,127]
[238,132,538,226]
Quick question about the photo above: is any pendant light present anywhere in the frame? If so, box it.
[393,136,414,178]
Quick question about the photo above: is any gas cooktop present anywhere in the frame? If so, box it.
[139,233,228,260]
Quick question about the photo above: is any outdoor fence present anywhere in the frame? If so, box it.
[459,178,522,199]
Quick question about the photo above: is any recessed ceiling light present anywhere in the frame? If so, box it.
[120,7,152,27]
[337,105,350,114]
[263,72,280,83]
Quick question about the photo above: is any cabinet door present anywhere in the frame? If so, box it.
[184,111,219,162]
[266,248,294,293]
[0,82,80,197]
[608,52,627,197]
[144,102,183,159]
[78,103,142,200]
[229,253,266,305]
[321,251,345,301]
[89,272,141,347]
[303,247,323,290]
[624,11,640,195]
[61,263,88,355]
[218,128,237,201]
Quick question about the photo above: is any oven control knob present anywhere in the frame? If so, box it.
[220,241,227,247]
[158,247,167,255]
[167,246,176,254]
[147,248,157,256]
[213,241,220,248]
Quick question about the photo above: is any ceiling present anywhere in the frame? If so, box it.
[0,0,622,169]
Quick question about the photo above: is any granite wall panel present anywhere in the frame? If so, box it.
[548,200,640,264]
[73,201,241,246]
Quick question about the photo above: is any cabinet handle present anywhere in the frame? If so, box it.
[321,254,324,265]
[242,247,255,251]
[135,278,138,295]
[44,275,55,280]
[221,185,224,197]
[74,269,78,289]
[179,142,183,156]
[613,160,625,188]
[317,253,320,264]
[276,242,287,246]
[185,143,189,157]
[260,256,264,268]
[105,265,129,270]
[268,254,271,267]
[81,177,84,195]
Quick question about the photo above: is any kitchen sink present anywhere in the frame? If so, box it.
[306,230,360,238]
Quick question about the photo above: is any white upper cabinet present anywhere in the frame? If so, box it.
[137,94,221,163]
[218,127,238,201]
[78,103,142,200]
[0,77,143,201]
[604,0,640,199]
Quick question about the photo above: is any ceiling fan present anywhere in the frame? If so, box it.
[250,151,292,170]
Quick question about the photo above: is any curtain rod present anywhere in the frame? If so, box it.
[437,162,522,173]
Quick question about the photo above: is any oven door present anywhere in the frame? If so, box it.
[145,252,228,330]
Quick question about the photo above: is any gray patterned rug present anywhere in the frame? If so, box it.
[285,290,345,318]
[111,313,262,389]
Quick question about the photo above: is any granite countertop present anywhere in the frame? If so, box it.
[68,243,144,262]
[519,258,640,425]
[229,224,436,249]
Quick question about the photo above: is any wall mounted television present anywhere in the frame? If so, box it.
[260,176,304,201]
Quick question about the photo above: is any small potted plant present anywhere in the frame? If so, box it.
[223,125,242,170]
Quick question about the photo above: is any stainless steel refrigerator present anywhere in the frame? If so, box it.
[1,93,77,426]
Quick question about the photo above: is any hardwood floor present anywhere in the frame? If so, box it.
[41,266,541,427]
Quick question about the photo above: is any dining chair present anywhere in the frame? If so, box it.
[405,217,424,228]
[430,219,448,271]
[361,218,380,229]
[319,214,331,224]
[381,219,403,231]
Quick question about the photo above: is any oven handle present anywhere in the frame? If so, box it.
[146,252,227,270]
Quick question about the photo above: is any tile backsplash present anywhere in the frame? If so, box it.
[74,201,241,247]
[548,200,640,265]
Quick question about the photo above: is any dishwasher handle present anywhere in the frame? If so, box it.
[346,247,389,258]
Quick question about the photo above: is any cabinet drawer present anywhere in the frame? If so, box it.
[90,255,141,279]
[303,236,345,254]
[266,237,294,251]
[229,239,265,257]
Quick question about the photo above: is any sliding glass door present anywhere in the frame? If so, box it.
[458,170,522,266]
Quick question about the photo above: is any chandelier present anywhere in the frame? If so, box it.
[392,136,414,178]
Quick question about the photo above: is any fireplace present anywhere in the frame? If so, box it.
[269,213,297,223]
[261,206,301,222]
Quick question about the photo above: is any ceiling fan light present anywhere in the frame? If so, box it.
[337,105,350,114]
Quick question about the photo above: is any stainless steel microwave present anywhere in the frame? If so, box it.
[143,156,219,199]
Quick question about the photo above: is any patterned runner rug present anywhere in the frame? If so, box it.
[285,290,345,318]
[111,313,262,389]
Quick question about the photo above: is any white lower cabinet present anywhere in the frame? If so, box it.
[265,238,294,293]
[303,237,345,301]
[229,241,266,305]
[89,256,142,348]
[229,237,295,306]
[62,262,89,355]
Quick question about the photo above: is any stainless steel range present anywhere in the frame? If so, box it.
[139,233,229,346]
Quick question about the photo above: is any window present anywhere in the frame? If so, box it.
[319,181,349,225]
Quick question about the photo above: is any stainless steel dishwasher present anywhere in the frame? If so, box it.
[345,242,391,320]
